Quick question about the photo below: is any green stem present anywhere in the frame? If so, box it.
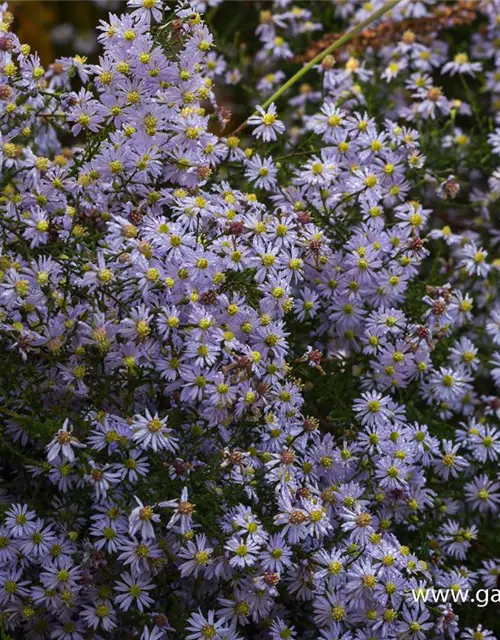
[0,406,28,421]
[231,0,403,135]
[459,74,486,137]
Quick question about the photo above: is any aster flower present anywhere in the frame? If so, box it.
[428,368,470,404]
[186,610,225,640]
[478,559,500,588]
[0,527,17,565]
[396,607,433,640]
[128,0,164,24]
[353,391,391,427]
[488,129,500,154]
[67,95,106,135]
[274,499,309,544]
[415,84,451,119]
[5,503,37,537]
[470,425,500,462]
[270,619,297,640]
[462,626,496,640]
[312,589,349,629]
[141,626,167,640]
[486,310,500,345]
[46,419,85,463]
[19,518,55,557]
[297,152,338,186]
[22,207,50,248]
[225,536,260,568]
[81,600,117,631]
[0,567,31,606]
[131,410,177,453]
[248,104,285,142]
[244,154,278,190]
[85,461,122,501]
[375,457,408,490]
[129,496,160,540]
[114,571,155,612]
[442,52,482,76]
[433,440,469,480]
[260,533,293,572]
[50,620,88,640]
[439,520,478,559]
[118,537,162,573]
[460,244,491,278]
[341,504,378,544]
[90,518,128,553]
[179,534,214,577]
[464,475,500,514]
[39,558,79,592]
[159,487,195,534]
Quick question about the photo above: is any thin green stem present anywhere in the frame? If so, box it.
[459,74,486,137]
[0,406,27,421]
[230,0,403,136]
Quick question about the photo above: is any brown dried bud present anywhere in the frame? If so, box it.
[390,488,405,501]
[409,237,424,252]
[303,417,319,432]
[289,510,307,525]
[229,451,244,465]
[178,500,194,515]
[0,36,14,52]
[237,356,253,370]
[50,63,65,75]
[218,106,232,126]
[154,614,169,628]
[91,468,104,481]
[175,460,193,475]
[263,572,280,586]
[129,209,144,226]
[280,450,296,465]
[307,238,323,254]
[197,165,212,180]
[227,221,244,236]
[415,325,429,340]
[439,286,453,301]
[432,300,446,316]
[489,397,500,410]
[441,177,460,200]
[297,210,312,224]
[296,487,312,500]
[402,30,415,45]
[306,349,322,366]
[200,290,218,305]
[427,86,443,102]
[321,55,335,70]
[255,381,268,395]
[0,84,13,100]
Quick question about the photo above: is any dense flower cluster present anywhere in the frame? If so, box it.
[1,0,500,638]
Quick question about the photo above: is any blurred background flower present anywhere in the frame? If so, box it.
[9,0,124,64]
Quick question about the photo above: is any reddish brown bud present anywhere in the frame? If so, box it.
[227,221,244,236]
[0,36,14,52]
[297,211,312,224]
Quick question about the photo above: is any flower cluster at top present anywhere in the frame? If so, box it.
[1,0,500,638]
